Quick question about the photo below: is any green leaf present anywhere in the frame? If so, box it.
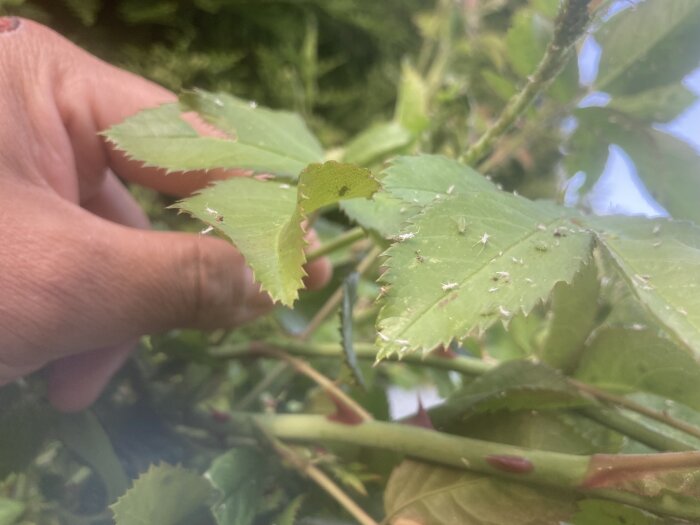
[340,272,365,388]
[564,112,610,193]
[609,83,697,123]
[111,464,213,525]
[207,448,269,525]
[537,261,600,371]
[176,161,378,304]
[180,90,324,174]
[394,63,429,135]
[384,460,577,525]
[432,361,589,425]
[57,411,130,504]
[0,385,51,479]
[575,328,700,411]
[105,90,324,177]
[63,0,100,25]
[340,191,417,238]
[573,499,686,525]
[271,496,304,525]
[177,177,302,305]
[0,498,24,525]
[589,216,700,360]
[595,0,700,95]
[376,157,594,357]
[456,411,623,455]
[617,393,700,452]
[297,161,380,214]
[342,122,413,166]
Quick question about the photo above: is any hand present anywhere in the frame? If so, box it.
[0,18,330,411]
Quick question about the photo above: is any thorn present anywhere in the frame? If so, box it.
[404,397,434,430]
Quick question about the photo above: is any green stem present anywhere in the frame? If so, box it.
[306,226,366,263]
[578,406,693,453]
[211,339,492,377]
[213,338,700,452]
[214,413,700,521]
[461,0,591,165]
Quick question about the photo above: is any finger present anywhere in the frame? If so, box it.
[46,342,135,412]
[303,228,332,291]
[46,172,149,412]
[0,18,229,198]
[81,170,150,228]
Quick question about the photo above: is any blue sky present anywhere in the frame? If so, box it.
[575,4,700,217]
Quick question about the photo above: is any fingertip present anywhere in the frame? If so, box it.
[303,256,333,291]
[47,343,134,412]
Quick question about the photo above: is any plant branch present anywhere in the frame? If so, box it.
[257,425,379,525]
[572,379,700,442]
[214,339,700,451]
[213,413,700,521]
[306,226,366,263]
[243,343,373,422]
[299,245,382,340]
[461,0,591,165]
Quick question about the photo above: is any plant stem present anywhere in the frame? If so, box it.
[214,339,700,451]
[258,426,379,525]
[571,379,700,442]
[219,413,700,521]
[461,0,591,166]
[300,246,382,340]
[306,226,366,263]
[248,344,373,422]
[234,361,291,411]
[211,339,492,376]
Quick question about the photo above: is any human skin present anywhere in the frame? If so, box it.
[0,18,331,411]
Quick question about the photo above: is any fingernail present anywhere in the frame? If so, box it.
[0,17,20,34]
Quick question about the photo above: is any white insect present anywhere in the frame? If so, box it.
[442,282,459,291]
[205,206,219,216]
[200,225,214,235]
[498,305,512,318]
[395,232,416,242]
[488,287,499,293]
[446,184,455,195]
[652,225,661,234]
[474,232,490,249]
[511,257,524,265]
[494,271,511,281]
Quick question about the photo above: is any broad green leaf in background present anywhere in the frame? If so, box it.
[340,191,417,238]
[394,62,429,135]
[595,0,700,95]
[111,464,213,525]
[342,122,413,166]
[589,216,700,360]
[384,460,577,525]
[57,411,130,504]
[0,498,24,525]
[608,83,697,124]
[271,496,304,525]
[575,328,700,411]
[376,157,594,357]
[177,162,378,304]
[0,385,51,480]
[455,411,623,455]
[207,448,269,525]
[105,90,324,177]
[573,499,687,525]
[564,112,610,193]
[63,0,99,25]
[617,393,700,453]
[430,360,589,426]
[537,261,600,372]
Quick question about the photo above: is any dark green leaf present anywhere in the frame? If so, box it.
[340,272,365,388]
[0,498,24,525]
[609,83,697,123]
[342,122,413,166]
[573,499,687,525]
[575,328,700,411]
